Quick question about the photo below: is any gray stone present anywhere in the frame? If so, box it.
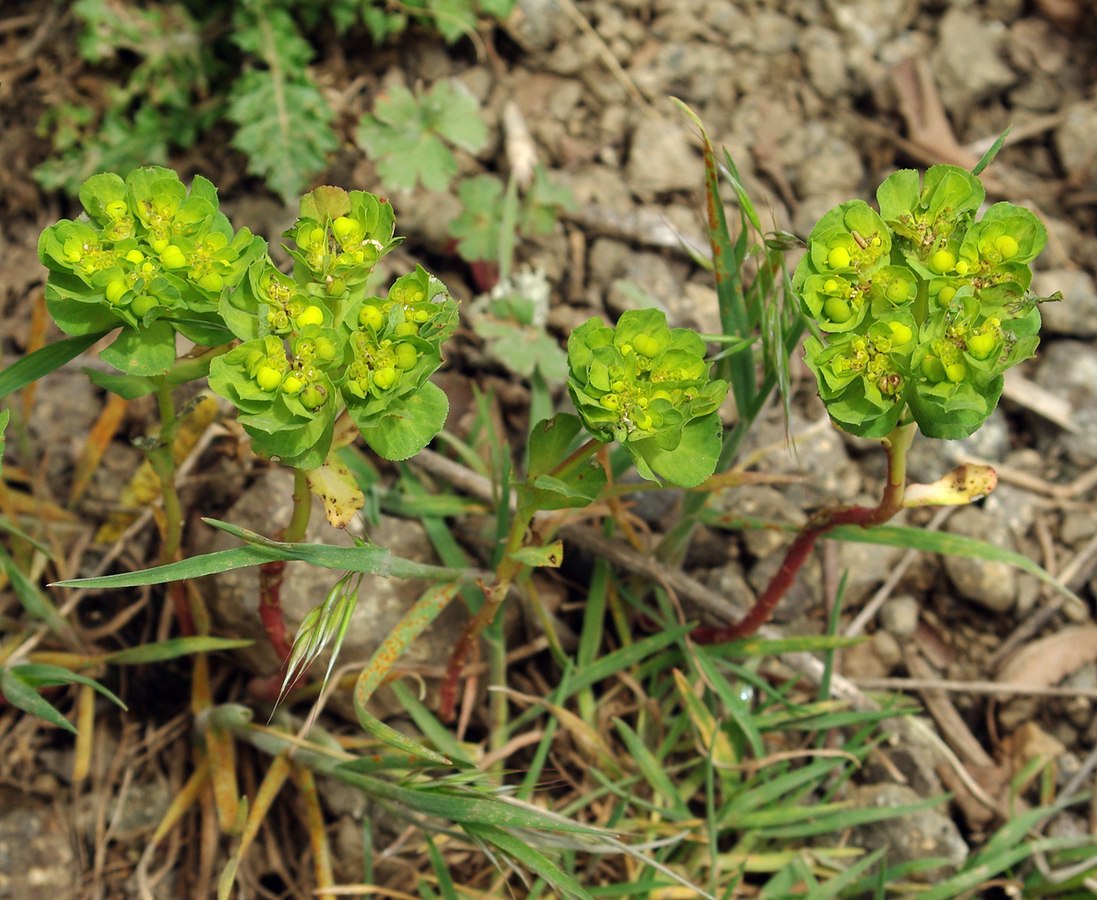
[792,122,864,198]
[1033,269,1097,338]
[1060,510,1097,547]
[1055,103,1097,181]
[929,9,1016,117]
[509,0,570,52]
[0,795,76,896]
[1034,341,1097,465]
[204,470,470,719]
[801,26,851,100]
[604,252,684,319]
[847,783,968,880]
[726,485,808,560]
[879,594,920,637]
[825,0,918,50]
[626,116,704,196]
[872,629,903,670]
[943,506,1018,614]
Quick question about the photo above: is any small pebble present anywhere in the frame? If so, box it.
[879,594,920,637]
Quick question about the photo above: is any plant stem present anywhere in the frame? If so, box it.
[258,468,312,663]
[692,422,916,643]
[440,506,532,722]
[148,377,193,634]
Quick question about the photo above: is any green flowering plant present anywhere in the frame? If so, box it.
[37,166,264,375]
[566,308,729,488]
[208,188,458,469]
[794,164,1047,440]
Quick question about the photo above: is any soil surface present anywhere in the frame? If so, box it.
[2,0,1097,896]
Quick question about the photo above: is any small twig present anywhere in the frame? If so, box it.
[849,676,1097,701]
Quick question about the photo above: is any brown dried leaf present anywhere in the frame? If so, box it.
[996,624,1097,688]
[306,455,364,529]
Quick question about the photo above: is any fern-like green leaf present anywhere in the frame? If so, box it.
[227,6,337,202]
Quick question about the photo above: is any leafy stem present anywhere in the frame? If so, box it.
[691,421,916,643]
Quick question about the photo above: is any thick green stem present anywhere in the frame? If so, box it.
[149,378,183,560]
[285,467,312,542]
[692,421,915,643]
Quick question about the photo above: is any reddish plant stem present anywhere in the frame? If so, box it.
[692,422,915,643]
[257,468,312,663]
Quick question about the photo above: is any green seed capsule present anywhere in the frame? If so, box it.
[359,305,384,331]
[332,216,359,244]
[131,295,157,317]
[105,200,129,220]
[281,374,303,395]
[887,321,913,346]
[300,383,327,410]
[313,336,337,361]
[995,235,1019,259]
[295,305,324,329]
[150,237,169,254]
[823,297,851,323]
[928,249,956,275]
[394,343,418,370]
[944,361,966,383]
[125,249,145,264]
[885,279,910,304]
[373,367,398,390]
[936,285,957,306]
[954,259,970,275]
[827,246,851,269]
[105,279,128,305]
[921,355,946,382]
[393,322,418,337]
[256,366,283,391]
[198,272,223,292]
[967,332,997,360]
[161,245,187,269]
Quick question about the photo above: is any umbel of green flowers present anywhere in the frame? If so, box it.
[794,164,1047,440]
[209,188,457,468]
[38,167,265,375]
[567,308,729,487]
[39,168,458,468]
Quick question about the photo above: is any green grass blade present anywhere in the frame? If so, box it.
[0,667,77,733]
[389,679,474,768]
[2,548,67,633]
[0,332,106,400]
[104,636,253,664]
[464,822,593,900]
[827,522,1082,606]
[9,663,126,710]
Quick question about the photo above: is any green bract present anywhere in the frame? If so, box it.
[208,186,458,465]
[795,164,1048,440]
[566,308,728,487]
[38,167,264,373]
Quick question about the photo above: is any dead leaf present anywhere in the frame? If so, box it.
[996,624,1097,688]
[306,455,364,529]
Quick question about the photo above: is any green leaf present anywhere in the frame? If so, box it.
[104,636,254,665]
[356,81,486,193]
[629,411,723,487]
[0,333,106,400]
[508,541,563,568]
[463,822,593,900]
[2,549,68,633]
[448,175,503,261]
[0,408,7,480]
[527,413,584,478]
[828,521,1083,608]
[8,663,126,710]
[0,668,76,733]
[52,527,470,589]
[99,321,176,376]
[227,9,336,202]
[358,380,449,461]
[83,367,158,398]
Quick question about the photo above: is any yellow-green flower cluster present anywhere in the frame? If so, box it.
[38,167,262,361]
[567,308,728,487]
[796,164,1047,440]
